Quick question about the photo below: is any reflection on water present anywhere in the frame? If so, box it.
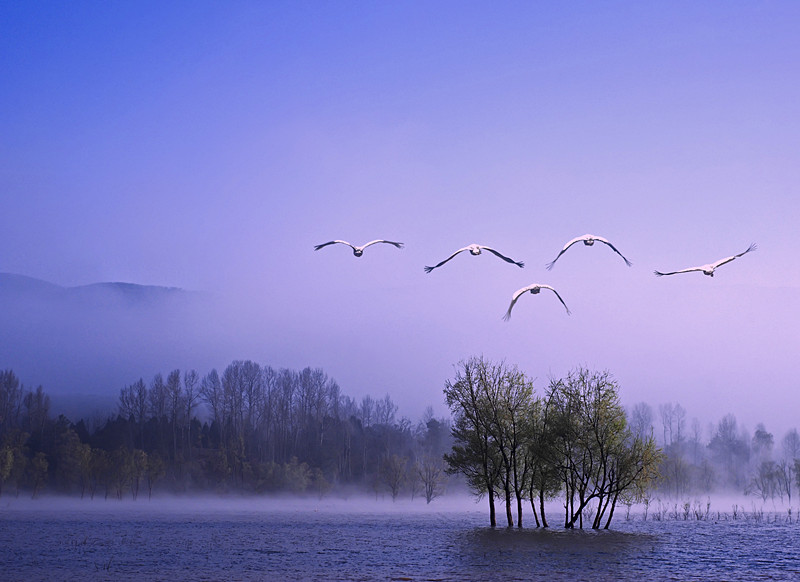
[454,527,658,581]
[1,498,799,581]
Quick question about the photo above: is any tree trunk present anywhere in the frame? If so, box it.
[604,491,620,529]
[529,488,540,527]
[505,481,514,527]
[488,487,497,527]
[539,489,549,527]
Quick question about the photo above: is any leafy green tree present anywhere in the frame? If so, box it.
[524,396,560,527]
[311,467,330,499]
[75,442,93,498]
[0,370,23,435]
[30,451,48,498]
[4,430,30,497]
[0,443,13,496]
[202,448,231,492]
[283,457,311,492]
[130,449,148,500]
[89,448,108,499]
[55,426,85,493]
[110,447,133,500]
[479,359,532,527]
[544,367,660,529]
[593,426,660,528]
[146,452,165,498]
[443,356,503,527]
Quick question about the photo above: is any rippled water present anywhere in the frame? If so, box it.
[1,497,799,581]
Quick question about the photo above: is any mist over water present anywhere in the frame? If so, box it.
[2,495,799,581]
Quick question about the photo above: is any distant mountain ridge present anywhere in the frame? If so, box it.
[0,272,191,305]
[0,272,212,403]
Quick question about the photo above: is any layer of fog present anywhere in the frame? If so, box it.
[0,273,257,415]
[2,270,797,439]
[3,492,795,524]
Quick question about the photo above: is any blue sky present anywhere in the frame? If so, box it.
[2,2,799,435]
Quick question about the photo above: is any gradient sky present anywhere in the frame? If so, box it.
[2,2,799,436]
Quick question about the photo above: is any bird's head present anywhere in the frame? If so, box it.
[468,245,482,255]
[353,249,364,257]
[529,286,541,295]
[583,239,595,246]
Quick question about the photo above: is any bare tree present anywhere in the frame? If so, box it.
[774,460,793,504]
[148,374,168,420]
[359,395,375,428]
[416,453,446,503]
[183,370,200,462]
[747,460,777,501]
[200,369,223,430]
[629,402,654,439]
[782,429,800,461]
[659,402,685,447]
[375,395,398,426]
[166,369,182,460]
[380,453,407,500]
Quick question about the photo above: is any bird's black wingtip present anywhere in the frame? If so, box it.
[653,270,664,277]
[517,261,525,268]
[423,266,434,274]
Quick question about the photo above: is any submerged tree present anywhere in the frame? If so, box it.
[444,360,660,529]
[524,396,560,527]
[481,361,533,528]
[443,356,503,527]
[543,368,661,529]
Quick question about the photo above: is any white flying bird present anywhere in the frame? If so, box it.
[424,244,524,273]
[546,234,632,270]
[503,284,571,321]
[654,243,757,277]
[313,239,404,257]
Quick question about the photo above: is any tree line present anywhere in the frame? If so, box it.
[0,365,451,502]
[630,401,800,505]
[443,357,661,529]
[4,359,797,526]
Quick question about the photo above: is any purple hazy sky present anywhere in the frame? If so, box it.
[2,2,799,434]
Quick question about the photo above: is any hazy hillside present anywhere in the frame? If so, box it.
[0,273,224,418]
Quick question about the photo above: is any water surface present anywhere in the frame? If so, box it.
[1,497,798,581]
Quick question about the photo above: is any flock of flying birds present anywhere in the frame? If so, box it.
[313,236,757,320]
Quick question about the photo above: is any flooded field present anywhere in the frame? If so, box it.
[1,496,799,581]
